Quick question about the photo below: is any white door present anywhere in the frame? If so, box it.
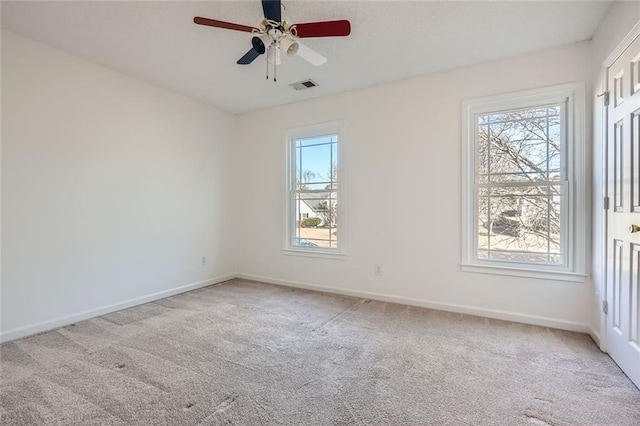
[606,33,640,389]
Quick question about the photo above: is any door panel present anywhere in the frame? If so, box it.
[613,239,624,333]
[614,120,624,212]
[632,53,640,95]
[607,33,640,389]
[631,111,640,212]
[631,243,640,346]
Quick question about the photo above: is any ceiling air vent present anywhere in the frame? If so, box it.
[289,79,319,90]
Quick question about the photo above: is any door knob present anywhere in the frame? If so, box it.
[630,224,640,233]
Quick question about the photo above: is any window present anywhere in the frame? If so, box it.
[461,83,586,281]
[285,122,344,256]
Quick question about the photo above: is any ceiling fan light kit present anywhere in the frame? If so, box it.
[281,38,299,57]
[194,0,350,82]
[267,44,281,65]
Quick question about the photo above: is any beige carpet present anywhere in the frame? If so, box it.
[1,279,639,425]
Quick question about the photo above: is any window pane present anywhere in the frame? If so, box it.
[298,144,331,185]
[478,184,564,265]
[478,105,563,184]
[478,192,489,251]
[297,135,335,147]
[548,117,562,179]
[295,227,338,249]
[292,134,338,250]
[478,123,489,177]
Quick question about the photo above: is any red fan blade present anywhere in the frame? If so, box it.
[193,17,258,33]
[292,20,351,38]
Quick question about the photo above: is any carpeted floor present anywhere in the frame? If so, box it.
[1,279,639,425]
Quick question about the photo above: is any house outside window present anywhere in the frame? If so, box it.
[285,122,344,257]
[461,83,586,281]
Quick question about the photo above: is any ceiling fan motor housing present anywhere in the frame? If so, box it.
[267,26,284,40]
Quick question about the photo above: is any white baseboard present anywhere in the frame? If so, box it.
[1,272,593,343]
[0,274,236,343]
[236,273,591,334]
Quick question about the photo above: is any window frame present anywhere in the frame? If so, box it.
[461,82,587,282]
[283,121,346,259]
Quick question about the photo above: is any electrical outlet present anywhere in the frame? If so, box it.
[374,265,382,276]
[201,256,206,266]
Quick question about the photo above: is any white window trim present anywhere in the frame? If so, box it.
[461,82,587,282]
[283,121,346,259]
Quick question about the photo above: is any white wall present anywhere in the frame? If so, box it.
[1,31,238,341]
[591,3,640,343]
[236,42,594,331]
[1,27,609,340]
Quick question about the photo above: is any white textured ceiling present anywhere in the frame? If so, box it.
[2,1,612,114]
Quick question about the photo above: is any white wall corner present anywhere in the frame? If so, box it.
[589,325,601,349]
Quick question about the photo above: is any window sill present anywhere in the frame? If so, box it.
[460,263,587,282]
[282,248,347,260]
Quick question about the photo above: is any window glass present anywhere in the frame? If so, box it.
[290,134,339,250]
[476,104,566,266]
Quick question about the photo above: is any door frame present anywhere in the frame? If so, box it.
[599,20,640,353]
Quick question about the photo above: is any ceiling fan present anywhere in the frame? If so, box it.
[194,0,351,81]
